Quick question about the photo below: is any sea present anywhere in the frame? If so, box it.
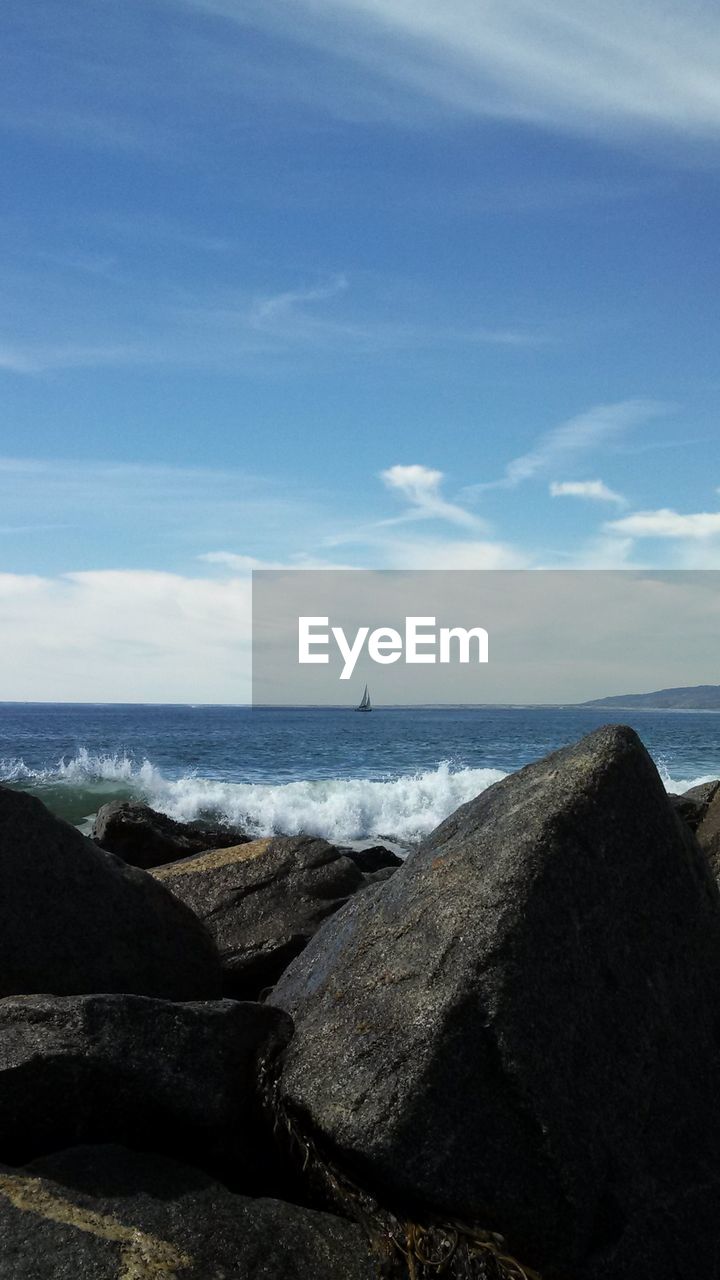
[1,702,719,850]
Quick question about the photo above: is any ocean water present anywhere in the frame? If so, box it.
[1,703,719,848]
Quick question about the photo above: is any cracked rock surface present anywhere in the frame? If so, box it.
[272,726,720,1278]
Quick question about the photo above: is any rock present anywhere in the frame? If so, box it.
[0,785,221,1000]
[153,836,369,998]
[579,1180,720,1280]
[0,994,291,1193]
[668,792,704,829]
[0,1145,380,1279]
[341,846,403,874]
[682,778,720,805]
[272,726,720,1277]
[668,779,720,833]
[692,783,720,874]
[92,800,250,870]
[361,867,397,888]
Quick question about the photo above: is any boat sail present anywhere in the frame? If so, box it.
[355,683,372,712]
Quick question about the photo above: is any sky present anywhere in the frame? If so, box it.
[2,0,720,700]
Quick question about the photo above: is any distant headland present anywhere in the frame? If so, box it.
[582,684,720,711]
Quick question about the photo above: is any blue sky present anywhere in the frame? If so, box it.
[2,0,720,698]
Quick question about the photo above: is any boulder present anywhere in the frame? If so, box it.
[683,779,720,806]
[0,1145,380,1279]
[361,867,398,888]
[579,1181,720,1280]
[341,845,403,874]
[272,726,720,1277]
[0,785,221,1000]
[153,836,369,998]
[693,784,720,875]
[668,779,720,833]
[92,800,250,870]
[0,995,291,1192]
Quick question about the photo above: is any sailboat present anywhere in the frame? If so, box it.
[355,683,372,712]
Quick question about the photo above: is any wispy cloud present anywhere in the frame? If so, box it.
[468,399,666,493]
[552,534,639,569]
[248,275,349,332]
[199,551,357,570]
[606,508,720,539]
[379,464,486,530]
[239,274,543,353]
[188,0,720,141]
[0,104,164,156]
[0,343,142,375]
[550,479,626,506]
[35,249,120,280]
[382,537,530,570]
[0,267,543,375]
[0,456,330,566]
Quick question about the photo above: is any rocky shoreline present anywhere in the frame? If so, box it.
[0,725,718,1276]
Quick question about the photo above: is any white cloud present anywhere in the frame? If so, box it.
[0,570,253,703]
[3,450,720,703]
[548,534,640,569]
[380,463,485,530]
[384,537,530,570]
[199,551,358,570]
[550,479,626,506]
[606,508,720,539]
[470,400,666,493]
[200,552,285,570]
[190,0,720,140]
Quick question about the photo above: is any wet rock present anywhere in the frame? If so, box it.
[668,779,720,833]
[341,846,403,874]
[692,783,720,874]
[580,1180,720,1280]
[668,792,704,830]
[361,868,397,888]
[92,800,250,870]
[0,995,291,1192]
[683,779,720,806]
[272,726,720,1277]
[0,785,221,1000]
[153,836,369,999]
[0,1144,380,1279]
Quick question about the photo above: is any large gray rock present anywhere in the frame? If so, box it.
[0,995,291,1192]
[0,786,221,1000]
[153,836,369,998]
[272,726,720,1277]
[92,800,250,870]
[0,1145,380,1279]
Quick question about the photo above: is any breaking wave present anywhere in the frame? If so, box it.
[1,749,715,847]
[656,762,718,797]
[0,750,506,846]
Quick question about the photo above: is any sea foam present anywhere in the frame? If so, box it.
[0,751,715,847]
[0,752,504,845]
